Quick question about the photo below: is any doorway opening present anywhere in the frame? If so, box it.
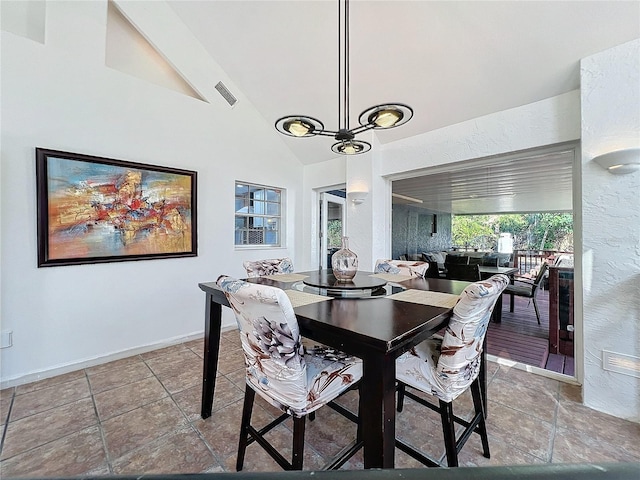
[389,144,577,380]
[318,189,346,270]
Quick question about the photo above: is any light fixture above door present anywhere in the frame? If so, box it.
[275,0,413,155]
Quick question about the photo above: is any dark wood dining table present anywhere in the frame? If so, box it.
[198,270,474,469]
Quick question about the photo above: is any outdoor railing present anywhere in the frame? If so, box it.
[513,249,573,276]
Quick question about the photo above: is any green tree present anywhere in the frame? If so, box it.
[452,213,573,251]
[451,215,494,249]
[327,220,343,248]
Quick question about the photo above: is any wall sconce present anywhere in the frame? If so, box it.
[593,148,640,175]
[348,191,368,205]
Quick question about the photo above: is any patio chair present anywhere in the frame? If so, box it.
[445,263,482,282]
[395,274,509,467]
[504,262,549,324]
[374,259,429,278]
[216,275,363,471]
[242,257,294,277]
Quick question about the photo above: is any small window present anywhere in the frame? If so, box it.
[235,181,284,247]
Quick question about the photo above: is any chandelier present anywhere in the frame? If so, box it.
[275,0,413,155]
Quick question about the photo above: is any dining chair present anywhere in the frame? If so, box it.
[242,257,294,277]
[504,261,549,324]
[216,275,363,471]
[374,259,429,278]
[444,254,469,265]
[445,263,482,282]
[395,274,510,467]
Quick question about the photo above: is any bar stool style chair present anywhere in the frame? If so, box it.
[243,257,294,278]
[504,261,549,324]
[395,274,509,467]
[216,276,363,471]
[374,259,429,278]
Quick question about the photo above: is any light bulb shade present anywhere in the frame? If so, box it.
[593,148,640,175]
[275,115,324,137]
[359,103,413,129]
[331,139,371,155]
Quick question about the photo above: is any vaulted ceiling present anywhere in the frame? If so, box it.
[167,1,638,213]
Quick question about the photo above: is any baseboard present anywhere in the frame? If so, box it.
[1,327,233,390]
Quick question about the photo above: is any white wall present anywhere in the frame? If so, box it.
[0,1,303,386]
[580,39,640,422]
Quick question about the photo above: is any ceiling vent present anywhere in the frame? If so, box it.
[215,81,237,107]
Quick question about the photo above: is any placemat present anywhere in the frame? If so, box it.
[370,273,414,283]
[262,273,309,282]
[285,290,333,308]
[387,289,460,308]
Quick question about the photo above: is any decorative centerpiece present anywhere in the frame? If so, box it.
[331,236,358,281]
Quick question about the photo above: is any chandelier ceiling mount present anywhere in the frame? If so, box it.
[275,0,413,155]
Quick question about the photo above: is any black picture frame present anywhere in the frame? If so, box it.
[36,148,197,267]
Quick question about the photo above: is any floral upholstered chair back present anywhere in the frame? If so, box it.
[216,275,362,417]
[374,259,429,278]
[397,274,509,403]
[243,257,294,278]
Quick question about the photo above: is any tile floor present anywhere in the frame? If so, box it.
[1,330,639,477]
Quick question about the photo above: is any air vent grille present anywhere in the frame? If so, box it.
[603,350,640,378]
[215,81,237,107]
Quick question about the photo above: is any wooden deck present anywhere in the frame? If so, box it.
[486,288,574,375]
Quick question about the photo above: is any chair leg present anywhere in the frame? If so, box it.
[291,416,306,470]
[236,387,256,471]
[397,382,406,412]
[533,295,541,324]
[471,379,490,459]
[438,400,458,467]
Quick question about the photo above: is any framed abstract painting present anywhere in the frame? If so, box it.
[36,148,197,267]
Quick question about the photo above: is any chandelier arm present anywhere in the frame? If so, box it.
[314,130,341,137]
[350,124,376,135]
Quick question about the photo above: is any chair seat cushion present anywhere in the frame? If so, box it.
[249,344,362,417]
[504,284,533,296]
[397,335,467,402]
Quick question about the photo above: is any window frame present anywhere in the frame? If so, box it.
[234,180,285,249]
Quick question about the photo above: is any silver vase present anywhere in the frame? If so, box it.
[331,236,358,281]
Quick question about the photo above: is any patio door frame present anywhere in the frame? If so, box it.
[318,189,346,270]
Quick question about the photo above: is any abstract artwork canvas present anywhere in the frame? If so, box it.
[36,148,197,267]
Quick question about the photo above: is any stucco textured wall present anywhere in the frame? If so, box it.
[580,39,640,422]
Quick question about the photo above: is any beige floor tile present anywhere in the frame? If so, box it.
[14,370,86,395]
[0,426,106,478]
[1,397,97,460]
[482,400,554,461]
[458,432,546,467]
[552,426,640,463]
[556,400,640,458]
[0,388,14,427]
[152,357,203,394]
[488,377,558,423]
[111,425,217,474]
[10,377,91,421]
[140,343,189,361]
[495,364,561,394]
[94,376,167,421]
[85,355,143,376]
[103,397,187,459]
[88,360,153,394]
[145,348,201,377]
